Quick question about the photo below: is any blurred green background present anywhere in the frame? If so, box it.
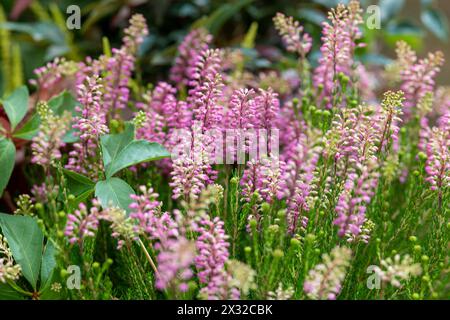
[0,0,449,96]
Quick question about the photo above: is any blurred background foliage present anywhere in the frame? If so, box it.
[0,0,449,96]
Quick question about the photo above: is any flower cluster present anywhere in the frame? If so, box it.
[0,235,22,283]
[373,254,422,288]
[195,217,238,300]
[313,0,364,108]
[396,41,444,118]
[170,28,212,87]
[64,201,102,245]
[31,102,71,169]
[273,13,312,58]
[304,246,352,300]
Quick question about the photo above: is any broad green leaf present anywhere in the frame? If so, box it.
[62,169,95,205]
[421,9,449,42]
[48,91,80,116]
[13,113,40,140]
[0,283,24,300]
[105,140,170,178]
[100,122,135,168]
[95,178,135,213]
[40,240,57,291]
[1,86,29,130]
[0,214,44,290]
[0,138,16,196]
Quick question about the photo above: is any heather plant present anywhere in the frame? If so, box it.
[0,1,448,301]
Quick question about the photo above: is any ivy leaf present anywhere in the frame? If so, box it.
[95,178,135,213]
[0,214,44,290]
[1,86,29,131]
[0,138,16,196]
[421,8,449,42]
[105,140,170,178]
[40,240,57,292]
[100,122,135,169]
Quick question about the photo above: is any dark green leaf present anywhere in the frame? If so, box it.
[1,86,29,130]
[100,122,135,169]
[0,283,24,300]
[105,140,170,178]
[0,138,16,197]
[40,240,57,291]
[0,214,44,290]
[12,113,40,140]
[95,178,135,213]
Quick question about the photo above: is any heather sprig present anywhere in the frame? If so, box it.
[273,13,312,59]
[31,102,71,171]
[304,246,352,300]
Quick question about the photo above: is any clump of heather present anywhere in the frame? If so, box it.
[1,1,449,301]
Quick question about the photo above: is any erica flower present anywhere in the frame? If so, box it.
[304,246,352,300]
[29,57,77,100]
[373,254,422,288]
[334,159,379,238]
[273,13,312,58]
[129,185,163,236]
[195,217,237,300]
[170,28,212,87]
[424,127,449,204]
[267,283,295,300]
[281,130,322,234]
[396,41,444,118]
[155,236,196,292]
[0,235,22,283]
[241,156,284,205]
[66,75,108,176]
[255,88,280,130]
[73,75,108,141]
[313,1,363,108]
[103,47,135,112]
[102,14,148,114]
[122,14,149,55]
[170,124,216,200]
[31,102,71,170]
[64,201,101,245]
[100,207,138,249]
[376,91,404,154]
[227,260,257,297]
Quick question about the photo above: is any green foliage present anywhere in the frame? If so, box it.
[101,122,170,178]
[1,85,29,130]
[95,178,135,213]
[0,138,15,196]
[0,213,44,290]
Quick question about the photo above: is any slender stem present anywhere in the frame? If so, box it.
[138,238,159,276]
